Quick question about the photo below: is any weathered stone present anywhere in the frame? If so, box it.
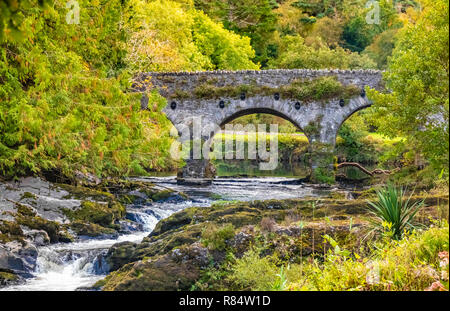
[0,242,38,277]
[176,159,216,185]
[134,70,383,183]
[105,241,138,272]
[23,229,50,246]
[74,170,101,186]
[170,242,210,268]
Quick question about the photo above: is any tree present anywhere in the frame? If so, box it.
[194,0,278,66]
[0,0,260,180]
[341,0,400,52]
[362,28,399,69]
[268,35,376,69]
[367,0,449,172]
[124,0,258,72]
[0,0,51,41]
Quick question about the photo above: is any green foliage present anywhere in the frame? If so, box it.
[366,184,424,240]
[268,35,376,69]
[362,28,399,69]
[291,0,345,18]
[337,124,365,161]
[0,0,259,180]
[125,0,258,72]
[336,123,387,164]
[225,223,449,291]
[367,0,449,173]
[193,11,259,70]
[192,76,360,102]
[341,0,400,52]
[312,167,335,184]
[227,248,279,290]
[0,0,51,41]
[201,223,235,251]
[0,1,175,179]
[194,0,278,66]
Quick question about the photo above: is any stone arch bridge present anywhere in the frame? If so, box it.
[134,69,383,184]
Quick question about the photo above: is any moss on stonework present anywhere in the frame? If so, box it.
[304,122,321,137]
[170,89,190,99]
[305,141,336,184]
[182,76,360,103]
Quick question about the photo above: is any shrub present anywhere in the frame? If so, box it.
[287,223,449,291]
[201,223,235,251]
[367,184,424,240]
[260,217,277,233]
[227,248,278,291]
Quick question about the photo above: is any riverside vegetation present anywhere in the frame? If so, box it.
[92,190,449,291]
[1,0,449,291]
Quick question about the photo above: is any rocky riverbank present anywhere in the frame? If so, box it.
[0,177,185,287]
[1,175,447,291]
[92,193,448,291]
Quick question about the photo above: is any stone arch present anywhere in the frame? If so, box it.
[134,69,383,184]
[332,97,373,144]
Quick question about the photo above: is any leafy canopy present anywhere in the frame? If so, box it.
[367,0,449,172]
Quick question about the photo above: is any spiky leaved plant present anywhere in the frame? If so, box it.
[367,184,424,240]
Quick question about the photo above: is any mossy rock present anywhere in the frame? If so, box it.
[0,220,25,244]
[217,212,260,227]
[100,256,200,291]
[14,204,71,243]
[20,192,37,201]
[94,192,448,291]
[0,271,20,287]
[63,201,125,228]
[106,241,139,272]
[69,222,117,237]
[150,208,198,237]
[105,224,204,272]
[58,184,114,201]
[151,190,175,202]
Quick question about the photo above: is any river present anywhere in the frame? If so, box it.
[2,176,334,291]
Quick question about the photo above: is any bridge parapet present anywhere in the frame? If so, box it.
[133,69,383,99]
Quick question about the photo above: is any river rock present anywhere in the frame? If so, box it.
[118,220,143,233]
[105,241,139,272]
[0,269,24,287]
[24,229,50,246]
[92,251,111,275]
[0,242,38,277]
[74,171,101,186]
[170,242,210,268]
[228,231,254,258]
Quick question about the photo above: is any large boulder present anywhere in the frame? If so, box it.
[0,242,38,277]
